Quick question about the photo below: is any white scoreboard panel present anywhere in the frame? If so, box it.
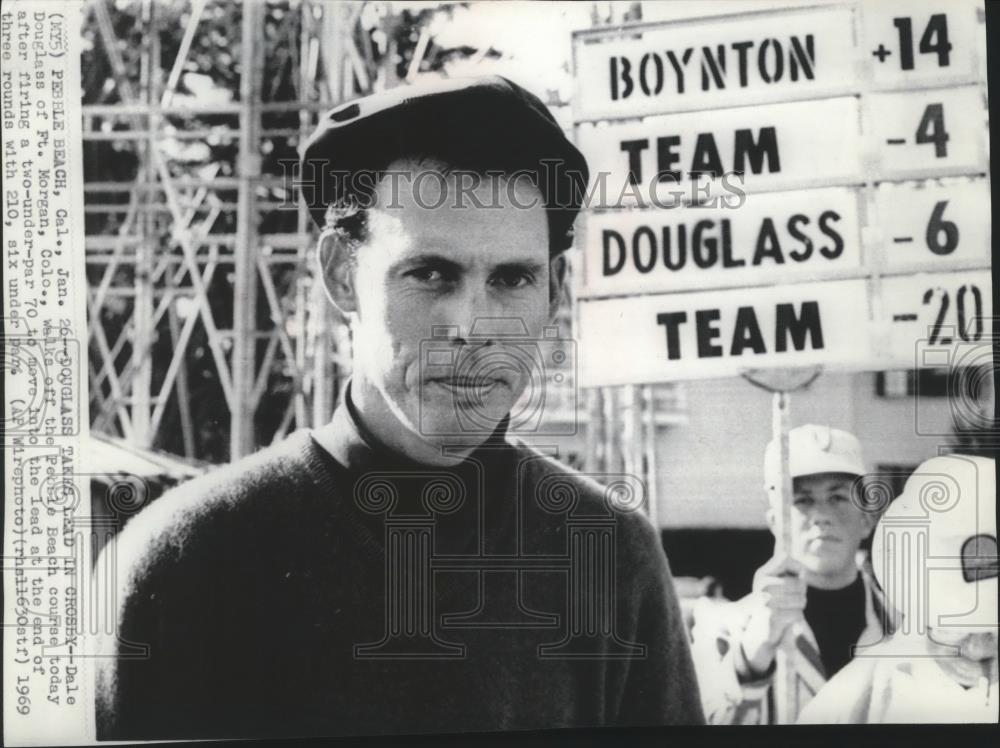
[572,0,990,385]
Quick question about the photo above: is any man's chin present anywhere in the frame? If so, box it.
[417,405,508,440]
[800,552,854,577]
[418,383,514,438]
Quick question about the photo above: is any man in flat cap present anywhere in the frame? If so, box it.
[96,76,703,740]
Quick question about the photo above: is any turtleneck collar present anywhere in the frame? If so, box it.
[311,380,513,474]
[309,381,520,561]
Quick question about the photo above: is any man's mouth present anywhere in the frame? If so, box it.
[810,534,842,544]
[431,377,503,392]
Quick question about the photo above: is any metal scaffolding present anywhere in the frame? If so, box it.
[84,0,382,461]
[82,0,685,504]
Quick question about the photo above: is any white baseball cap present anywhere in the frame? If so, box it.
[764,424,866,491]
[872,454,997,630]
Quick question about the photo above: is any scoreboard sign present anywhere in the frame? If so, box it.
[880,271,992,367]
[578,280,871,386]
[571,0,990,386]
[574,1,985,122]
[573,5,857,121]
[576,96,863,205]
[875,178,991,273]
[583,187,863,297]
[868,86,987,179]
[875,178,991,272]
[862,3,983,89]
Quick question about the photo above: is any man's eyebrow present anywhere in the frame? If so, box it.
[491,260,547,275]
[395,253,465,271]
[393,255,547,276]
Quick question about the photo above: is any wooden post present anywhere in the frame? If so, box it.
[584,387,599,473]
[741,367,821,723]
[164,264,195,458]
[131,0,155,447]
[603,387,620,474]
[294,1,315,431]
[231,0,263,458]
[642,385,658,526]
[771,390,797,724]
[621,384,637,481]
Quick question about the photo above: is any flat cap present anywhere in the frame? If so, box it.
[300,75,589,253]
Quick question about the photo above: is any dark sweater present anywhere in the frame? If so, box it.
[804,573,867,679]
[96,405,703,739]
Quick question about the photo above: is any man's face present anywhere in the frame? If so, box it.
[783,473,875,577]
[347,159,555,449]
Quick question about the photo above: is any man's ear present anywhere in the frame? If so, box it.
[548,252,568,320]
[316,229,358,315]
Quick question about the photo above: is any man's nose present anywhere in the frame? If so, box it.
[439,287,524,344]
[809,505,834,525]
[438,284,490,343]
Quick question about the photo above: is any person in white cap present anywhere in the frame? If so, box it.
[691,424,895,724]
[800,454,998,723]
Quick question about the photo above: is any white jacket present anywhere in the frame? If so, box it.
[690,560,895,725]
[798,633,998,724]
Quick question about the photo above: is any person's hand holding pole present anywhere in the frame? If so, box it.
[739,554,807,678]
